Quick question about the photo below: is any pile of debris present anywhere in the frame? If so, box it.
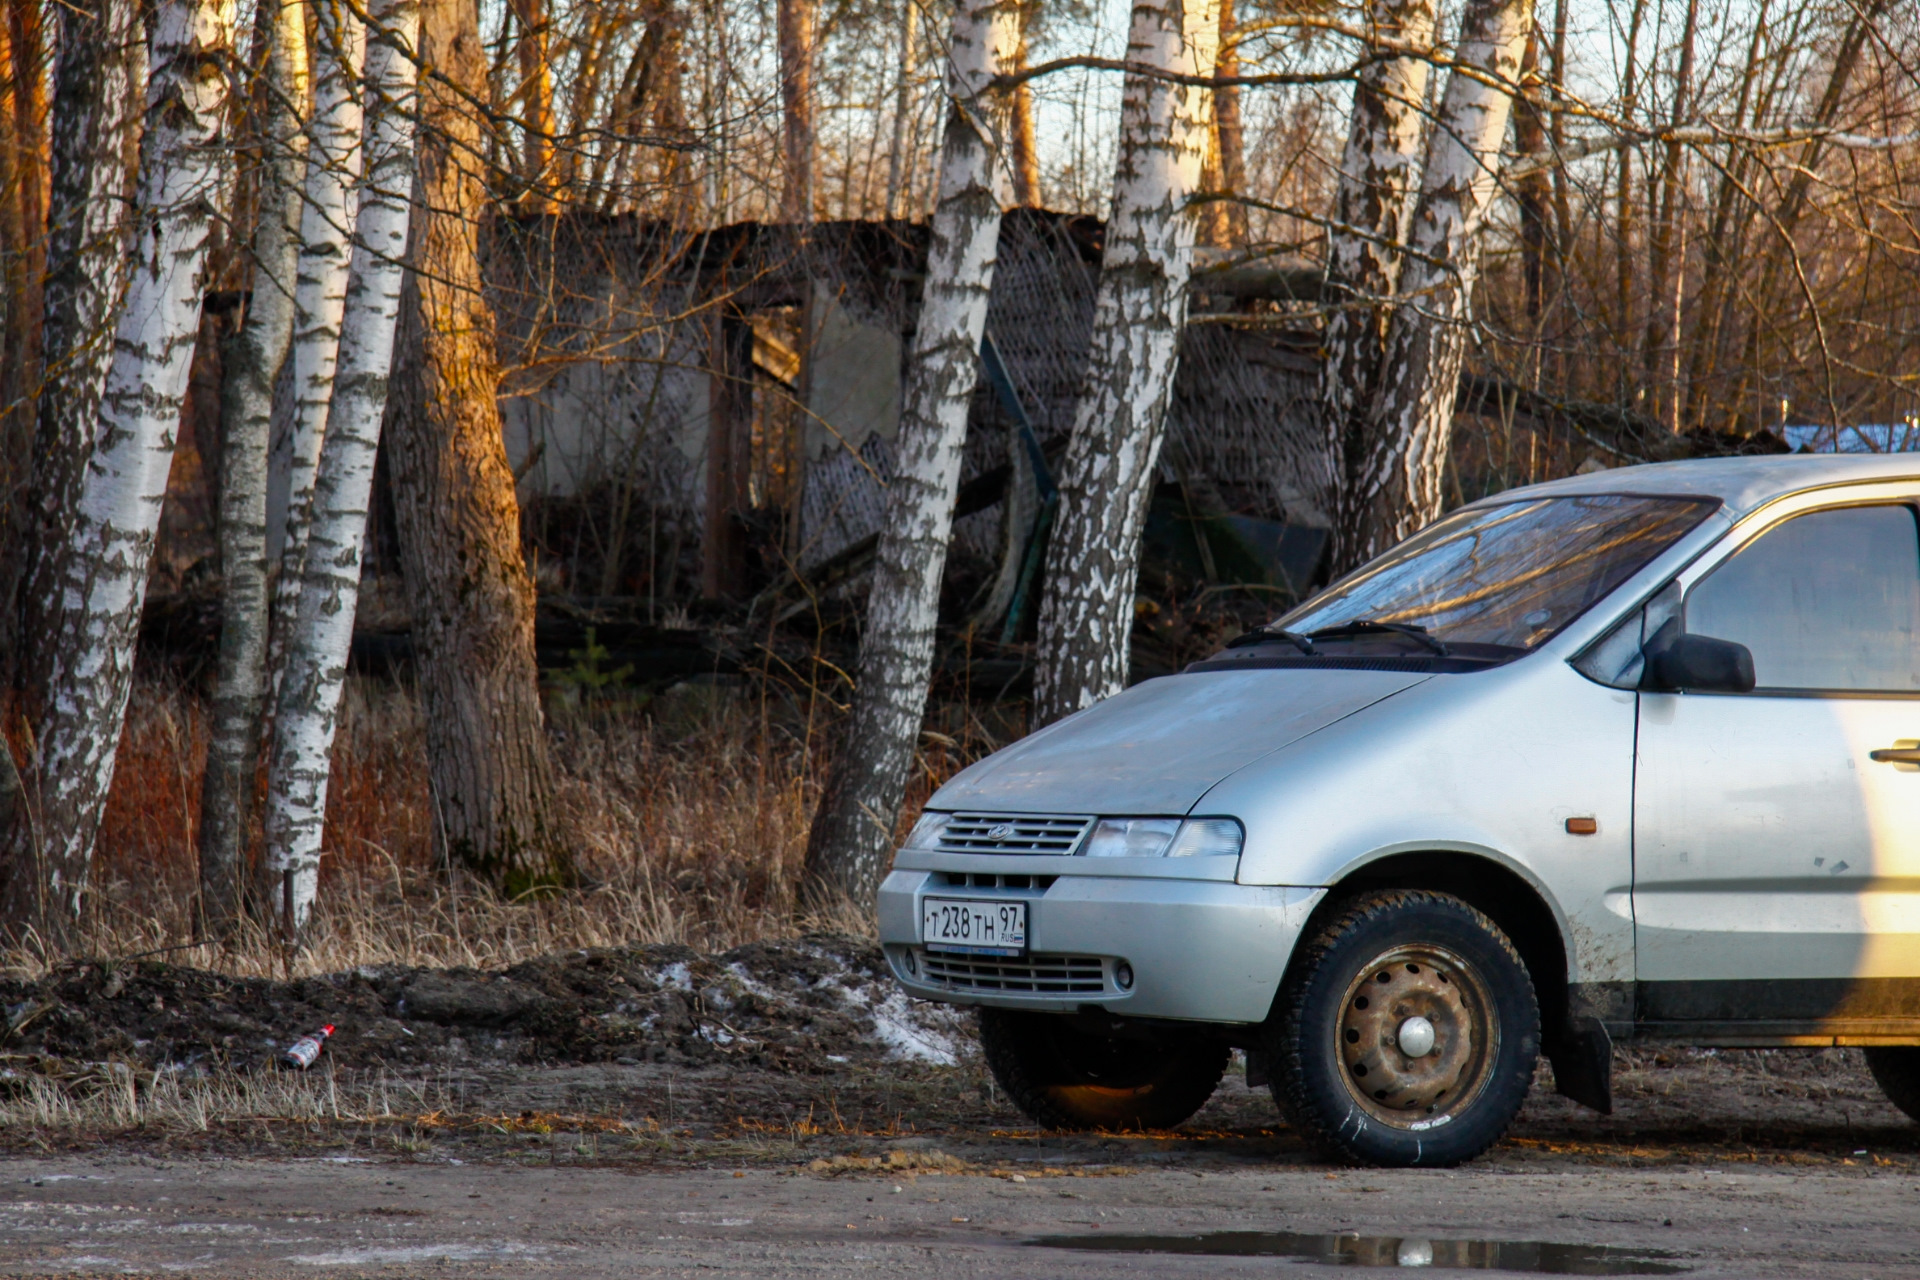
[0,936,974,1078]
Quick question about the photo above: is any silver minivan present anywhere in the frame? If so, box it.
[878,455,1920,1166]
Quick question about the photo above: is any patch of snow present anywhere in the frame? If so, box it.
[832,982,872,1007]
[656,963,693,991]
[724,962,777,1001]
[865,990,959,1066]
[287,1242,553,1265]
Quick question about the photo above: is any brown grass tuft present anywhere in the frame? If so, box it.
[0,1061,455,1132]
[3,673,1002,981]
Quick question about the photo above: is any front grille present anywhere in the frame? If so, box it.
[933,872,1056,891]
[937,812,1094,855]
[918,952,1109,995]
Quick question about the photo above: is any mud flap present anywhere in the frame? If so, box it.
[1244,1047,1271,1089]
[1546,1015,1614,1114]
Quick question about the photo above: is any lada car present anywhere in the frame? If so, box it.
[878,455,1920,1166]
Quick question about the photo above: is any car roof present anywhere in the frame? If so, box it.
[1475,453,1920,521]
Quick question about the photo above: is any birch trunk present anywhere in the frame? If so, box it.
[1316,0,1434,575]
[800,0,1018,910]
[199,0,310,932]
[16,0,144,717]
[384,0,569,895]
[1031,0,1218,729]
[1366,0,1534,545]
[0,0,237,936]
[267,10,365,687]
[262,0,419,935]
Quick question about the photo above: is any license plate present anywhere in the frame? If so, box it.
[920,897,1027,956]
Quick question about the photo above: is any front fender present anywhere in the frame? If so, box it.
[1198,656,1637,988]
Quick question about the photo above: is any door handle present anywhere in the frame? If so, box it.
[1869,747,1920,764]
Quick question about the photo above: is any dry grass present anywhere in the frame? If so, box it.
[3,672,1004,982]
[0,1060,456,1132]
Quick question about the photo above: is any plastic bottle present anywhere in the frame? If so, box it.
[281,1024,336,1070]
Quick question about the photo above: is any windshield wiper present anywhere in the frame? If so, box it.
[1306,618,1451,657]
[1226,627,1317,655]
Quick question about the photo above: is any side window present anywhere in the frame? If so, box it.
[1686,504,1920,691]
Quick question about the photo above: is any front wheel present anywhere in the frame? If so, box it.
[978,1008,1228,1132]
[1270,890,1539,1167]
[1864,1047,1920,1123]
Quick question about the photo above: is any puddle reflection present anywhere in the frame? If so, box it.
[1026,1230,1686,1274]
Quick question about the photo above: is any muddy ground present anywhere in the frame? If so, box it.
[0,936,950,1079]
[3,942,1920,1275]
[3,937,1918,1172]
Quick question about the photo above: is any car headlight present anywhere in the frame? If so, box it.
[1079,817,1243,859]
[900,811,951,851]
[1166,817,1244,858]
[1081,817,1181,857]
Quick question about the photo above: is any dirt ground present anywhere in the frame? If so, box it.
[4,942,1920,1275]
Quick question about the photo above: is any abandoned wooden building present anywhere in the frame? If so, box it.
[477,208,1335,620]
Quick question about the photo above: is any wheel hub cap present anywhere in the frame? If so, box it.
[1397,1015,1436,1058]
[1337,944,1497,1127]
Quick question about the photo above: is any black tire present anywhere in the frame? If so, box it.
[1270,889,1539,1167]
[977,1008,1229,1132]
[1864,1047,1920,1123]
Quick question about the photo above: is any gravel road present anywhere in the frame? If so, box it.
[2,1149,1916,1277]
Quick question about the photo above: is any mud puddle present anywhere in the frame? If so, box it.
[1027,1229,1687,1273]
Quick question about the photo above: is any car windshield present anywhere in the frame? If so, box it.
[1273,494,1719,654]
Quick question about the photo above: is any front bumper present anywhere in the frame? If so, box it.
[877,861,1324,1024]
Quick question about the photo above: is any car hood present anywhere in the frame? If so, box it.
[929,668,1430,816]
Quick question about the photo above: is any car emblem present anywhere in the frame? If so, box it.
[987,822,1015,842]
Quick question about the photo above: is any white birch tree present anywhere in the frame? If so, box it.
[199,0,311,931]
[262,0,420,933]
[800,0,1021,908]
[0,0,237,936]
[268,7,367,680]
[1318,0,1437,575]
[1030,0,1219,729]
[16,0,146,716]
[1366,0,1534,544]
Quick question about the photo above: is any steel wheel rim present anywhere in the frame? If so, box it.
[1334,942,1499,1129]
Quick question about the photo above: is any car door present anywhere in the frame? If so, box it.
[1633,495,1920,1037]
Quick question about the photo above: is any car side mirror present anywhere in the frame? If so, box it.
[1640,622,1755,694]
